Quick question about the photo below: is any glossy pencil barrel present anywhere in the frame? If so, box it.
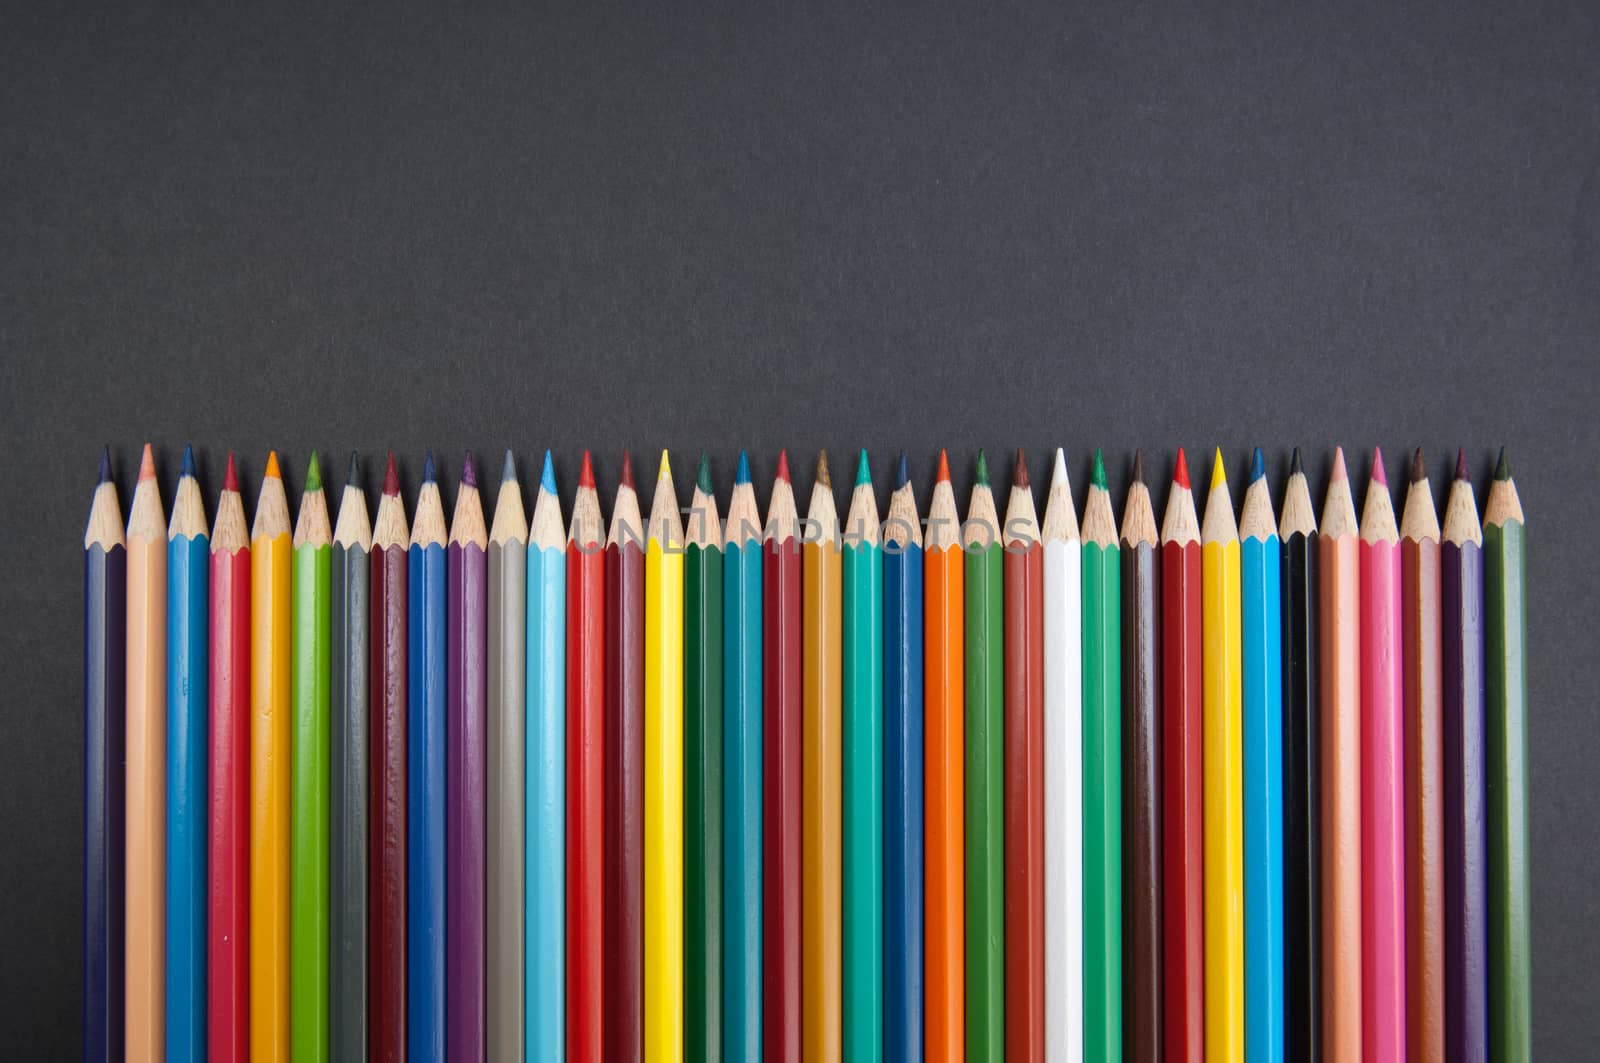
[925,535,964,1062]
[644,508,684,1061]
[1403,519,1444,1063]
[369,539,407,1062]
[330,533,369,1063]
[1004,537,1044,1060]
[1203,524,1242,1060]
[607,530,645,1062]
[565,535,606,1063]
[1083,538,1122,1060]
[1319,530,1361,1059]
[407,535,446,1061]
[686,528,724,1063]
[1281,527,1320,1063]
[86,513,126,1063]
[1361,535,1404,1060]
[128,500,167,1060]
[447,536,487,1060]
[802,532,842,1059]
[884,537,923,1063]
[842,529,883,1059]
[1161,533,1202,1062]
[1042,530,1080,1063]
[1243,526,1283,1062]
[725,536,763,1061]
[488,532,527,1061]
[527,538,566,1061]
[251,504,290,1060]
[1120,535,1160,1062]
[762,530,802,1063]
[965,536,1004,1062]
[167,526,209,1061]
[291,527,331,1061]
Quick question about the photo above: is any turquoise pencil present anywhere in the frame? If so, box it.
[1241,448,1284,1061]
[527,451,567,1060]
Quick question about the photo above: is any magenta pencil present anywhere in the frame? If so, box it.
[1360,448,1405,1061]
[448,454,489,1060]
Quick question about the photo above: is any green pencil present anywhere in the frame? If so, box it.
[1082,448,1122,1061]
[686,453,725,1063]
[964,450,1005,1061]
[292,452,332,1062]
[1484,448,1529,1062]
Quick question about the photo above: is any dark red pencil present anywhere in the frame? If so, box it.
[763,450,803,1063]
[369,453,409,1063]
[566,452,606,1063]
[605,452,645,1061]
[1160,448,1204,1062]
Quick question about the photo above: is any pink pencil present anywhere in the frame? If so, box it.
[1360,447,1405,1061]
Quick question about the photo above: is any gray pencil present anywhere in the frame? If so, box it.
[488,450,529,1060]
[331,453,372,1062]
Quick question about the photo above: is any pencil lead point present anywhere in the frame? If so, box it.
[180,443,196,479]
[578,450,595,489]
[775,449,791,483]
[1410,446,1427,484]
[139,443,157,481]
[501,449,516,484]
[855,448,871,487]
[619,450,635,489]
[1091,447,1107,489]
[1371,446,1387,487]
[975,448,990,487]
[1289,447,1303,477]
[734,450,750,486]
[936,449,952,484]
[1494,446,1511,481]
[347,452,361,487]
[263,449,280,481]
[1249,446,1264,483]
[699,452,715,493]
[815,450,832,488]
[98,446,113,484]
[1454,447,1469,482]
[383,451,400,496]
[1209,447,1227,490]
[1132,449,1145,486]
[1173,446,1190,489]
[224,451,239,492]
[304,451,322,492]
[895,452,910,489]
[1013,448,1030,488]
[460,451,477,489]
[541,450,558,494]
[421,450,436,484]
[657,449,672,481]
[1051,447,1068,487]
[1331,446,1349,482]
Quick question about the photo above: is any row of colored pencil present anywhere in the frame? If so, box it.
[83,443,1530,1062]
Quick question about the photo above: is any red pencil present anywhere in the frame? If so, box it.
[369,452,409,1062]
[605,452,645,1061]
[1361,448,1405,1060]
[763,450,803,1063]
[566,451,606,1063]
[208,453,250,1063]
[1003,450,1045,1059]
[1160,448,1204,1062]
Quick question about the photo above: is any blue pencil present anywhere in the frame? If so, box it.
[166,444,208,1062]
[1241,447,1284,1061]
[883,453,925,1063]
[409,450,448,1061]
[527,451,568,1060]
[724,451,764,1060]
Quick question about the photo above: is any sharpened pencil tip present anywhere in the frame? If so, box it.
[895,452,910,489]
[421,450,436,484]
[1013,448,1029,488]
[224,451,239,492]
[578,450,595,489]
[619,450,635,489]
[815,450,831,488]
[460,451,477,489]
[304,451,321,492]
[657,449,672,482]
[1249,447,1264,483]
[1455,447,1469,482]
[936,449,950,483]
[734,450,750,486]
[1494,446,1511,481]
[699,452,715,493]
[541,450,557,494]
[775,449,791,483]
[1331,446,1349,482]
[1209,448,1227,490]
[501,449,516,484]
[1132,449,1145,486]
[1289,447,1303,477]
[383,451,399,496]
[140,443,157,481]
[1410,447,1427,484]
[1051,447,1068,487]
[181,444,195,479]
[347,452,361,487]
[1092,448,1107,489]
[1371,446,1387,487]
[975,449,990,486]
[1173,447,1190,489]
[263,449,280,481]
[98,446,113,484]
[855,448,871,487]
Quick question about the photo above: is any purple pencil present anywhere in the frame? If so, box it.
[448,453,489,1060]
[1441,450,1488,1062]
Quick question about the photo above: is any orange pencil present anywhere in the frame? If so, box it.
[126,443,167,1060]
[923,449,964,1061]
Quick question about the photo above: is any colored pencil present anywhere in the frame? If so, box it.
[330,453,371,1063]
[1279,449,1320,1063]
[1484,448,1529,1062]
[883,453,923,1063]
[489,451,529,1062]
[1083,448,1123,1062]
[1119,453,1161,1063]
[85,448,126,1063]
[924,449,966,1063]
[725,452,764,1062]
[645,450,686,1062]
[802,451,843,1061]
[964,449,1004,1063]
[126,443,167,1060]
[448,453,488,1062]
[251,450,291,1062]
[843,449,884,1060]
[408,452,447,1062]
[1160,448,1203,1063]
[1401,449,1444,1063]
[291,453,332,1063]
[1201,448,1242,1062]
[370,453,409,1063]
[566,451,606,1063]
[686,455,724,1063]
[1319,447,1361,1060]
[528,451,567,1061]
[1242,448,1284,1063]
[167,445,208,1063]
[608,451,646,1061]
[763,451,803,1063]
[1004,450,1045,1061]
[1442,450,1488,1062]
[1360,447,1405,1062]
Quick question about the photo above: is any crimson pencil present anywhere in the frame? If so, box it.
[1160,448,1203,1062]
[369,453,409,1063]
[763,450,803,1063]
[1003,451,1045,1059]
[566,451,607,1063]
[606,452,646,1061]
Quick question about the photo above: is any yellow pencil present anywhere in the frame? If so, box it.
[1202,449,1244,1061]
[125,443,166,1061]
[252,451,293,1062]
[645,451,685,1062]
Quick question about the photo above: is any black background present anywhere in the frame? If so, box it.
[4,2,1597,1054]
